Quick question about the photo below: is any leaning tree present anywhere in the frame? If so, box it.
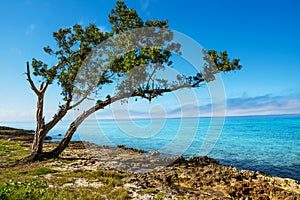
[24,1,242,161]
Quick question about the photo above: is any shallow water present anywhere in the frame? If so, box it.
[2,115,299,181]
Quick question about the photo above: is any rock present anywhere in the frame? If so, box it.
[188,156,219,166]
[149,150,160,156]
[45,136,52,140]
[169,156,186,166]
[117,144,145,153]
[117,144,125,148]
[5,133,298,199]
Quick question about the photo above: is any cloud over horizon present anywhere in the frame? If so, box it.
[94,94,300,119]
[0,94,299,122]
[225,94,300,116]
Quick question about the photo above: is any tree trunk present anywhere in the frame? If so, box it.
[50,122,78,157]
[49,95,125,158]
[26,92,68,161]
[30,92,46,159]
[49,108,95,157]
[24,94,123,160]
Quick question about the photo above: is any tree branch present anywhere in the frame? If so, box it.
[191,79,204,87]
[146,68,157,89]
[26,62,40,95]
[41,81,50,93]
[69,95,88,110]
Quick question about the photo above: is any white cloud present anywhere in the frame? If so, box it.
[226,98,300,116]
[95,94,300,119]
[1,94,299,123]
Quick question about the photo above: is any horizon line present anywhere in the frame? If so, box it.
[1,113,299,123]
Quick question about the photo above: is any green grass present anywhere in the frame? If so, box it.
[0,181,130,200]
[18,167,58,176]
[0,137,131,200]
[155,192,166,200]
[0,140,31,165]
[0,180,47,200]
[139,188,156,194]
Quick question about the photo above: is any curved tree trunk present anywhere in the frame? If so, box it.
[24,110,69,161]
[23,86,186,161]
[49,95,125,157]
[49,107,96,157]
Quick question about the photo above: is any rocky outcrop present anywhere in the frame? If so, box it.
[117,144,145,153]
[49,141,300,199]
[126,156,300,199]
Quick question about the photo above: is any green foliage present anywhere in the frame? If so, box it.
[109,1,144,34]
[29,0,242,106]
[0,180,47,200]
[0,180,130,200]
[201,49,242,82]
[29,1,178,103]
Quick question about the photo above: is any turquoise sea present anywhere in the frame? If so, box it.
[2,115,300,181]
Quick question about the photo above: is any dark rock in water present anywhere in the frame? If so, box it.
[117,144,145,153]
[188,156,219,166]
[169,156,219,167]
[58,134,62,136]
[117,144,125,148]
[45,136,52,140]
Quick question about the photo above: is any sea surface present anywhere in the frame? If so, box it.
[2,115,300,181]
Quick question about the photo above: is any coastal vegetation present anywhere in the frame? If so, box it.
[0,127,130,200]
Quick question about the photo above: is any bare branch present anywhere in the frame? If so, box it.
[69,95,88,110]
[26,62,40,95]
[191,79,204,87]
[146,68,157,89]
[41,81,50,93]
[43,107,68,134]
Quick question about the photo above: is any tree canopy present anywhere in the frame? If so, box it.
[24,0,242,161]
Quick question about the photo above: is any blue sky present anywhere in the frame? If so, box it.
[0,0,299,121]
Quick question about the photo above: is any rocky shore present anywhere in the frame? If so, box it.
[43,141,300,199]
[1,126,300,199]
